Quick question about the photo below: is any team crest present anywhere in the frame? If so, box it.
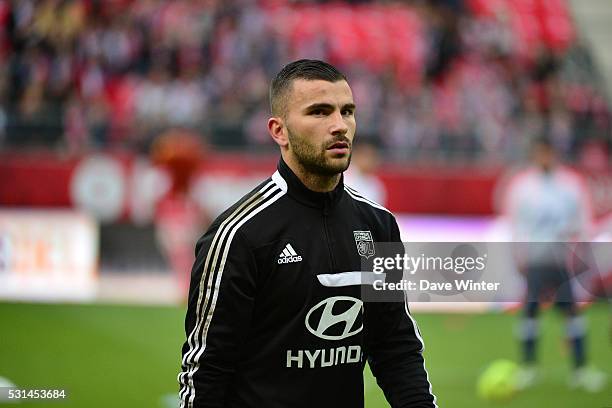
[353,231,375,259]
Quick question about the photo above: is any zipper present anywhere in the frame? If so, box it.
[322,208,337,272]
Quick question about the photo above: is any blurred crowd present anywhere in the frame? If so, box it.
[0,0,610,162]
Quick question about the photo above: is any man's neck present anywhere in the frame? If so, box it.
[283,154,341,193]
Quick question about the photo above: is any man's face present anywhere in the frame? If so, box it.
[283,79,356,176]
[533,144,555,172]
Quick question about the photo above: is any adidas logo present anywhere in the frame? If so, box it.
[277,243,302,264]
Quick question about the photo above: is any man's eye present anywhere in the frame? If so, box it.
[310,109,324,115]
[342,109,354,116]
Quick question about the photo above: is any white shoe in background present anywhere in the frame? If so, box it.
[516,366,539,390]
[569,366,608,393]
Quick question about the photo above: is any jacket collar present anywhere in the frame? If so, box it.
[277,157,344,211]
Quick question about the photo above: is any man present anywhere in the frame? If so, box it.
[504,137,606,392]
[178,59,436,407]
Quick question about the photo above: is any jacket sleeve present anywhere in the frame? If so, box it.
[366,216,437,407]
[178,226,257,407]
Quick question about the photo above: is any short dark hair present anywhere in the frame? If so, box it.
[270,59,347,117]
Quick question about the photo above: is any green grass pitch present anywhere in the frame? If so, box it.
[0,302,610,407]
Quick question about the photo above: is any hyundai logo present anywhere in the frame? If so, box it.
[305,296,363,341]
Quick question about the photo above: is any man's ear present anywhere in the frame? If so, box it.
[268,116,288,148]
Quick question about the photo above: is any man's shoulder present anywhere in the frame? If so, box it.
[343,183,393,216]
[203,170,293,242]
[342,183,397,230]
[209,176,286,231]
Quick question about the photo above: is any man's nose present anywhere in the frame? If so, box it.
[330,111,348,136]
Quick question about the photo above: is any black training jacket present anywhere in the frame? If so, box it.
[178,158,436,408]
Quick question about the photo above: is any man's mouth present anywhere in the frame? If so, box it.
[326,141,350,155]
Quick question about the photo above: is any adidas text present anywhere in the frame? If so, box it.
[278,255,302,264]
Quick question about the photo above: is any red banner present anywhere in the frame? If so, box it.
[0,152,609,221]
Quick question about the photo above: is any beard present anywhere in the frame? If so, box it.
[287,126,352,176]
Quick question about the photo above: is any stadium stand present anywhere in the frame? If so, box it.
[0,0,609,162]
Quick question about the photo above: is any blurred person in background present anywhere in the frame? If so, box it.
[503,137,607,392]
[151,129,208,298]
[344,141,387,206]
